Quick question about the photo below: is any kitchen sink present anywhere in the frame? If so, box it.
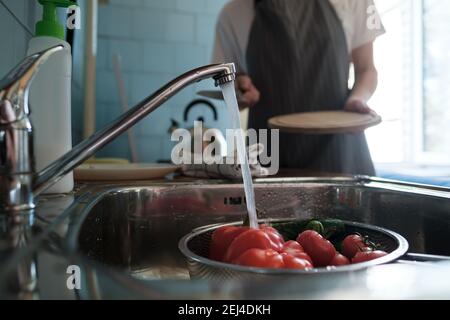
[64,177,450,288]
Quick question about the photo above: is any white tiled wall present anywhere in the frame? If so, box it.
[95,0,229,162]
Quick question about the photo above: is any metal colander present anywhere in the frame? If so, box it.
[178,219,409,281]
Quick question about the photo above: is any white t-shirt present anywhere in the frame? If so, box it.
[213,0,386,73]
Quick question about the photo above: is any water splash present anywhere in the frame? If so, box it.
[220,82,258,229]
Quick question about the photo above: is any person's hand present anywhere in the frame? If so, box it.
[344,97,375,115]
[236,75,260,109]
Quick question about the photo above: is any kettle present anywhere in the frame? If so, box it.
[169,99,226,158]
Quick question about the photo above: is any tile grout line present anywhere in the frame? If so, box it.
[0,0,34,37]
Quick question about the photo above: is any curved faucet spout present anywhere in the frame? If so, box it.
[33,63,236,196]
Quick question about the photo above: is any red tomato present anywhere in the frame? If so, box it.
[259,224,285,251]
[281,253,313,270]
[341,234,371,259]
[209,226,250,262]
[223,224,286,263]
[234,249,284,269]
[352,250,388,264]
[224,229,275,263]
[289,252,313,265]
[281,241,313,265]
[282,240,305,252]
[297,230,336,267]
[329,253,350,266]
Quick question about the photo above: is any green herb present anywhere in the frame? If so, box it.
[272,218,345,240]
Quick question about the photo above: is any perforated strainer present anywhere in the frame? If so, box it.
[178,219,409,281]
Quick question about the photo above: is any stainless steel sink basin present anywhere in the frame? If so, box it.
[66,177,450,286]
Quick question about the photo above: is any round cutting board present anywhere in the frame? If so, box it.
[268,111,382,134]
[74,163,180,181]
[197,90,224,100]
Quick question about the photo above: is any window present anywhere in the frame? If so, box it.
[422,0,450,163]
[368,0,415,164]
[368,0,449,165]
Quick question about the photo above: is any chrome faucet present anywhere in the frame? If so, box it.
[0,45,236,215]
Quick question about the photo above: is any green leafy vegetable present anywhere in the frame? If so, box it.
[272,218,345,241]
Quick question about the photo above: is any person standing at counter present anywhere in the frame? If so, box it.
[213,0,385,175]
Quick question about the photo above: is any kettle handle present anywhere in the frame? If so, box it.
[183,99,218,122]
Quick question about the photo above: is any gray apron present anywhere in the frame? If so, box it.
[247,0,375,175]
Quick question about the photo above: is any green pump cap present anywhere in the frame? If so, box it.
[35,0,77,40]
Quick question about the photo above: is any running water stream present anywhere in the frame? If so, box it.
[220,82,259,229]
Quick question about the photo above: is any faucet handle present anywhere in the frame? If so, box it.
[0,45,63,124]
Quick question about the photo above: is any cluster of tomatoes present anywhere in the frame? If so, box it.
[209,224,388,270]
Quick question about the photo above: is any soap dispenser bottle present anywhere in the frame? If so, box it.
[27,0,76,194]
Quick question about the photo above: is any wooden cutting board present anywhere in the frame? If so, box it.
[268,111,382,134]
[197,90,224,100]
[74,163,180,181]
